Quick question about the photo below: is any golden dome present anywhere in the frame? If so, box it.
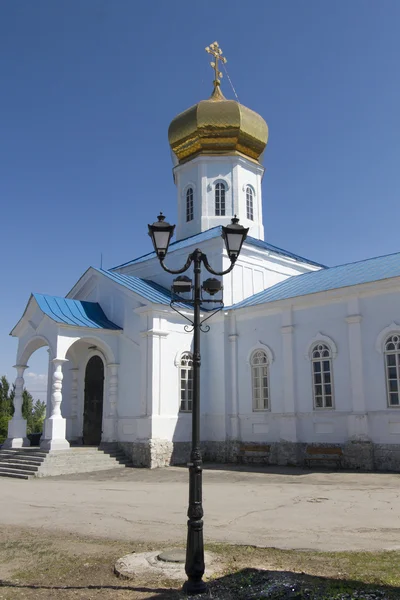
[168,84,269,165]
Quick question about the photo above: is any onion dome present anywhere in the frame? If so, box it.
[168,42,268,165]
[168,85,268,165]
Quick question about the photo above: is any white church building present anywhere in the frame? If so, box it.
[6,47,400,471]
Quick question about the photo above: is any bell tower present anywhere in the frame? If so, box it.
[168,42,268,242]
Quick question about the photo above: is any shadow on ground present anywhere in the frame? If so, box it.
[1,568,399,599]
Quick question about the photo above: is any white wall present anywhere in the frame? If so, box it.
[225,282,400,446]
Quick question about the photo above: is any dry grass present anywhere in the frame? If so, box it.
[0,527,399,599]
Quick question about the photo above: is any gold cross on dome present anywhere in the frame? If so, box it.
[205,41,227,87]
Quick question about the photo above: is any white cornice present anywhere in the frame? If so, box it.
[141,329,169,338]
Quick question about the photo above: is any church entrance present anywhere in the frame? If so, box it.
[83,356,104,446]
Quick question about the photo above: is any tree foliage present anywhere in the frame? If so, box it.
[0,375,46,442]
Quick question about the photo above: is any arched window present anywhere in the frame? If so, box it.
[215,182,226,216]
[251,350,269,410]
[180,352,193,412]
[186,188,194,222]
[311,343,334,408]
[384,335,400,406]
[246,186,254,220]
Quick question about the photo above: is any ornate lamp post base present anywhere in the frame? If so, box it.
[182,580,209,596]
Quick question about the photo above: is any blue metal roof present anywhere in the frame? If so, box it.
[111,227,325,270]
[94,268,191,309]
[229,251,400,309]
[33,294,122,329]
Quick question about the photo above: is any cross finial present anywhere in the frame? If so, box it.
[205,41,227,90]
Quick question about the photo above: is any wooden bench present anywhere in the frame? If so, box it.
[304,446,343,469]
[239,444,270,464]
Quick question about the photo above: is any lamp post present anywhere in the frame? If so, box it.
[148,213,248,596]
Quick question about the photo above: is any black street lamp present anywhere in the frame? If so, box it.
[148,214,248,596]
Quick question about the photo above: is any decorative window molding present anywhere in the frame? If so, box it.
[215,181,226,216]
[383,333,400,407]
[305,333,337,360]
[250,349,270,411]
[209,178,230,192]
[245,185,254,221]
[246,342,274,366]
[242,183,256,195]
[310,342,335,409]
[186,187,194,222]
[375,322,400,354]
[179,351,193,412]
[174,348,192,367]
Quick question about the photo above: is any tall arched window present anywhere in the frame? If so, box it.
[180,352,193,412]
[246,186,254,220]
[384,335,400,406]
[215,182,226,216]
[186,187,194,222]
[311,343,334,408]
[251,349,269,410]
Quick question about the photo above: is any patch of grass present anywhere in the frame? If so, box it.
[1,528,400,599]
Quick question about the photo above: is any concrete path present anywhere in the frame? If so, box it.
[1,465,399,552]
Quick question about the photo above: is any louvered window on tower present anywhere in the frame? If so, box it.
[215,182,226,216]
[246,186,254,220]
[186,188,194,222]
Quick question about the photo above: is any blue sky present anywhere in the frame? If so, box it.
[1,0,400,396]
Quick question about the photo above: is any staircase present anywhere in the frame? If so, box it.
[0,444,132,480]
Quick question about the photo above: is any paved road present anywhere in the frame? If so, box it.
[1,465,399,552]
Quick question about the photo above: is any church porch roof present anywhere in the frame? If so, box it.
[10,294,122,336]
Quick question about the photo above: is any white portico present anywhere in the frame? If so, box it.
[5,294,121,451]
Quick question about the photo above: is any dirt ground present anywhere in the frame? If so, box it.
[1,465,400,552]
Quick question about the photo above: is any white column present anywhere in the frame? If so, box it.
[228,312,239,439]
[41,358,70,450]
[102,363,119,442]
[3,365,30,448]
[280,310,297,442]
[346,302,368,440]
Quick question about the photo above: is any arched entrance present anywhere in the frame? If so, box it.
[83,356,104,445]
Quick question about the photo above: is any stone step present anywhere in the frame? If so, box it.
[0,450,48,459]
[0,461,40,472]
[0,466,35,477]
[0,455,46,465]
[0,471,31,480]
[0,446,133,479]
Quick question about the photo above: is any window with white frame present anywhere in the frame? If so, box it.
[215,182,226,216]
[180,352,193,412]
[384,334,400,406]
[246,186,254,220]
[186,187,194,222]
[251,349,269,410]
[311,343,334,408]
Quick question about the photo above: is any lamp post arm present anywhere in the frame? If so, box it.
[159,254,193,275]
[201,254,236,276]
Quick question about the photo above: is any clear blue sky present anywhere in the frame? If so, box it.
[1,0,400,395]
